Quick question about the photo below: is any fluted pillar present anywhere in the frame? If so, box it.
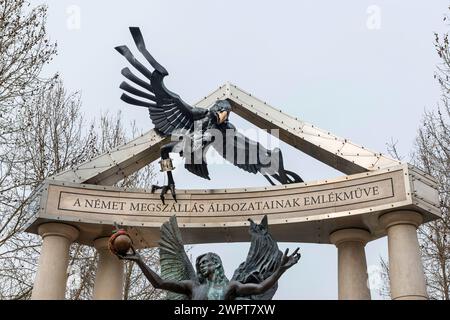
[31,223,79,300]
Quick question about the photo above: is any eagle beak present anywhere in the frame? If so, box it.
[217,111,228,124]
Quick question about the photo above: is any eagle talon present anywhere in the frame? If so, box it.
[169,184,177,203]
[155,184,177,205]
[151,185,161,194]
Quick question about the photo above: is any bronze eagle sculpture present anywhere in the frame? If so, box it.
[115,27,303,203]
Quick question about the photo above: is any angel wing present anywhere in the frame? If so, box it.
[115,27,208,136]
[158,215,196,300]
[211,122,304,185]
[231,215,283,300]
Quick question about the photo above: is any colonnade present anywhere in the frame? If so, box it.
[30,210,428,300]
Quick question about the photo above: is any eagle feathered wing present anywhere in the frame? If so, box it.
[115,27,207,136]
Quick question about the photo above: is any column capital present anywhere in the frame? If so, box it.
[94,237,111,250]
[32,223,77,299]
[329,228,371,247]
[379,211,423,230]
[38,223,79,242]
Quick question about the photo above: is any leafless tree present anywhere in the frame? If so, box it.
[414,30,450,299]
[0,81,162,300]
[376,257,390,299]
[0,0,57,137]
[0,0,49,299]
[0,78,94,299]
[0,0,163,300]
[378,7,450,300]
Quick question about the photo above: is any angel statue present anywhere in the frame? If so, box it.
[113,215,300,300]
[115,27,303,204]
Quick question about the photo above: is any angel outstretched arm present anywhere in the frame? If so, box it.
[118,249,192,296]
[226,248,300,299]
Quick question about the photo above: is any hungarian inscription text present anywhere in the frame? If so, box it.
[56,178,394,218]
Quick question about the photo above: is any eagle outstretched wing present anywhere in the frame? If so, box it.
[115,27,208,136]
[231,215,283,300]
[158,216,196,300]
[212,122,303,185]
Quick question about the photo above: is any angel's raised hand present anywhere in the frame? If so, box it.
[116,246,141,262]
[280,248,301,270]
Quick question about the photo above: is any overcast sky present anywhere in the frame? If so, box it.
[32,0,448,299]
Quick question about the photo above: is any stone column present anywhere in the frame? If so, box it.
[93,237,124,300]
[379,211,427,300]
[330,228,371,300]
[31,223,79,300]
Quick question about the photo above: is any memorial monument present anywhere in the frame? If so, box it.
[24,27,441,300]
